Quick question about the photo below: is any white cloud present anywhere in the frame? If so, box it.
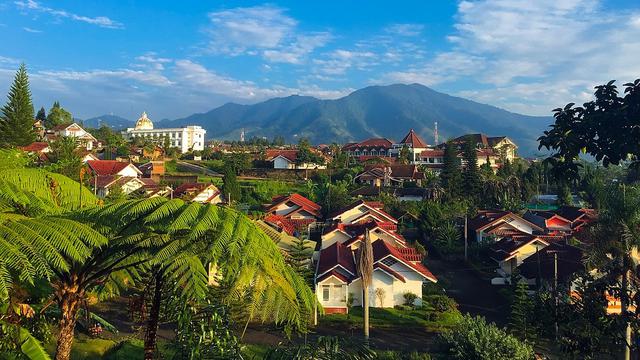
[313,49,378,75]
[205,5,330,64]
[0,56,20,64]
[15,0,123,29]
[22,26,42,33]
[384,23,424,36]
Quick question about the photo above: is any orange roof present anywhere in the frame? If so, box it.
[400,129,428,148]
[87,160,138,176]
[267,193,321,218]
[21,142,49,152]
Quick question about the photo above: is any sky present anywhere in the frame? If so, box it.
[1,0,639,120]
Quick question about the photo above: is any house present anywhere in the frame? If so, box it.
[173,183,223,204]
[523,210,573,235]
[518,242,584,285]
[262,214,315,238]
[489,233,555,277]
[354,164,425,187]
[80,152,100,163]
[389,129,430,164]
[139,161,166,183]
[343,138,394,158]
[21,142,51,162]
[86,160,142,178]
[315,235,437,313]
[265,149,326,170]
[328,200,397,225]
[50,123,99,151]
[555,206,597,232]
[450,134,518,161]
[320,220,404,250]
[468,210,545,243]
[255,219,315,255]
[94,176,147,198]
[265,193,322,220]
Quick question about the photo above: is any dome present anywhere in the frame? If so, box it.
[135,111,154,130]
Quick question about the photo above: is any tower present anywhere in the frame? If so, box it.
[434,121,439,145]
[240,128,245,142]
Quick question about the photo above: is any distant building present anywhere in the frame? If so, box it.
[124,112,206,153]
[389,129,430,163]
[48,123,99,151]
[265,149,326,169]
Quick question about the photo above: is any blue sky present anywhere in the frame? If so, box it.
[1,0,639,120]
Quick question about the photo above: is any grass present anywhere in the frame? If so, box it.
[321,304,461,332]
[241,343,272,359]
[45,336,177,360]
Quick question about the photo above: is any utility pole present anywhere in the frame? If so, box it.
[464,214,468,261]
[547,250,559,341]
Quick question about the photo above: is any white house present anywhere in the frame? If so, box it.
[329,200,397,225]
[94,176,147,198]
[265,149,326,170]
[50,123,99,151]
[173,183,223,204]
[468,210,545,243]
[124,112,206,153]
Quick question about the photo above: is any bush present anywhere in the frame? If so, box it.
[376,350,431,360]
[424,295,457,313]
[403,292,418,306]
[438,315,534,360]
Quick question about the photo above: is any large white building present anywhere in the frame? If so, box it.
[124,112,206,153]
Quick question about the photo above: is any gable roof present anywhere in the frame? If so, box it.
[399,129,428,148]
[555,206,590,223]
[372,240,437,282]
[173,182,218,197]
[263,214,315,236]
[329,200,397,224]
[489,235,550,262]
[267,193,321,218]
[21,142,50,152]
[87,160,141,176]
[266,149,298,162]
[343,138,394,151]
[518,242,583,281]
[316,241,356,277]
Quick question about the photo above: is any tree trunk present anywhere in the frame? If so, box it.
[622,266,631,360]
[144,272,164,360]
[363,286,369,342]
[55,289,82,360]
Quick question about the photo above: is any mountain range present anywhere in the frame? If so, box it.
[83,83,553,155]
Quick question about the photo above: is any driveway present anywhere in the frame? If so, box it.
[425,258,509,326]
[176,161,222,177]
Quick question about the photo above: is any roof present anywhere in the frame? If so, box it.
[358,164,425,181]
[267,193,321,218]
[263,214,315,236]
[21,142,49,152]
[173,182,217,197]
[555,206,590,223]
[87,160,141,176]
[343,138,393,151]
[350,186,382,197]
[518,242,584,281]
[265,149,298,162]
[467,210,512,232]
[489,235,550,262]
[372,240,437,282]
[420,149,445,157]
[329,199,397,224]
[374,263,406,282]
[399,129,428,148]
[50,123,75,131]
[316,242,356,277]
[94,175,143,189]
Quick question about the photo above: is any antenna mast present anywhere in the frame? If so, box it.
[434,121,439,145]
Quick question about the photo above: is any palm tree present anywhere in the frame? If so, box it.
[357,230,374,342]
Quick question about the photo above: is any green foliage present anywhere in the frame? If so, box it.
[403,292,418,306]
[398,145,411,165]
[0,319,52,360]
[439,314,534,360]
[434,222,462,255]
[508,282,535,343]
[45,136,82,180]
[538,78,640,180]
[45,101,72,129]
[296,138,324,166]
[222,165,241,204]
[315,179,352,217]
[263,336,375,360]
[423,295,457,313]
[557,183,573,206]
[287,237,313,283]
[36,107,46,123]
[462,140,481,202]
[440,141,462,200]
[0,64,36,147]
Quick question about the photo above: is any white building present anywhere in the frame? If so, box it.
[124,112,206,153]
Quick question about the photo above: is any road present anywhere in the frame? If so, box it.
[176,161,223,177]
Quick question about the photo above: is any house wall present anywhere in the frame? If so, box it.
[121,180,144,194]
[346,267,424,308]
[478,216,539,242]
[499,241,547,275]
[321,231,351,249]
[273,203,298,216]
[333,206,368,224]
[316,277,348,309]
[192,187,222,204]
[117,165,141,178]
[388,262,424,306]
[289,209,316,220]
[273,157,294,169]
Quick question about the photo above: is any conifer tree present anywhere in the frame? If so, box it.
[440,141,462,199]
[46,101,73,129]
[36,106,46,123]
[509,281,535,343]
[462,139,481,200]
[222,164,241,204]
[0,63,36,147]
[287,237,313,283]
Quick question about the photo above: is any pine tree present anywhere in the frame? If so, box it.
[46,101,73,129]
[36,107,46,123]
[440,141,462,199]
[222,165,241,204]
[462,140,481,200]
[287,237,313,283]
[509,281,535,343]
[0,63,36,147]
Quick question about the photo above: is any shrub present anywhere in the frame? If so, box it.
[438,315,534,360]
[403,292,418,306]
[424,295,457,313]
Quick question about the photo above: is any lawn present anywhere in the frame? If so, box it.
[45,337,177,360]
[321,300,462,332]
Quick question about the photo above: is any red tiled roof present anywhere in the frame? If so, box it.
[343,138,393,151]
[21,142,49,152]
[317,242,356,277]
[50,123,74,131]
[87,160,138,176]
[372,240,437,282]
[420,149,444,157]
[174,182,215,197]
[267,193,321,218]
[317,269,351,284]
[265,149,298,162]
[400,129,428,148]
[374,263,406,282]
[264,214,315,236]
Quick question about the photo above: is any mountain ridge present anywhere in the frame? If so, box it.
[83,84,552,155]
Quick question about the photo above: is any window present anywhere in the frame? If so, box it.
[322,286,330,301]
[381,257,397,267]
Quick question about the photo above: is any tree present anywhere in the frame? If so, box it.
[509,281,535,343]
[0,63,36,147]
[439,314,534,360]
[46,136,82,180]
[557,182,572,206]
[356,230,374,342]
[441,141,462,199]
[222,164,241,204]
[296,138,324,168]
[45,102,72,129]
[398,144,411,165]
[287,237,313,283]
[36,107,46,123]
[462,140,481,201]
